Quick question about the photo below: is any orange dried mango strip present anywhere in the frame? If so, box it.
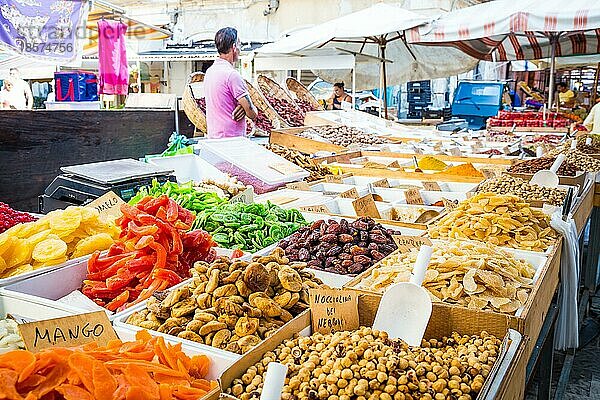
[67,353,95,394]
[0,368,22,400]
[0,350,36,378]
[55,384,94,400]
[123,364,159,400]
[92,360,117,399]
[158,383,173,400]
[27,362,69,399]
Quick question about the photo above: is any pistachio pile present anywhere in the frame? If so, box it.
[225,327,500,400]
[126,248,325,354]
[477,174,567,206]
[563,149,600,172]
[266,144,332,182]
[297,125,388,147]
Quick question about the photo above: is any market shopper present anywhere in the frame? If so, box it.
[327,82,352,110]
[8,68,33,110]
[583,98,600,134]
[204,27,257,138]
[557,83,575,108]
[0,78,26,110]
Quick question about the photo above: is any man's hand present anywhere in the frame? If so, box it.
[232,104,246,121]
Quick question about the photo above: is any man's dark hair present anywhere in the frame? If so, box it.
[215,27,238,54]
[557,82,567,89]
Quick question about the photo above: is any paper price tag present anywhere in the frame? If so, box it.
[392,235,433,253]
[339,187,359,199]
[449,147,462,156]
[270,162,304,175]
[18,311,117,353]
[404,188,424,205]
[371,178,390,188]
[481,168,498,179]
[442,198,459,212]
[352,194,381,219]
[422,181,442,191]
[87,191,125,221]
[309,288,359,334]
[286,181,311,190]
[325,175,345,183]
[388,161,402,169]
[229,187,254,204]
[299,204,330,214]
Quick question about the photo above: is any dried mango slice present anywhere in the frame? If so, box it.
[31,239,68,263]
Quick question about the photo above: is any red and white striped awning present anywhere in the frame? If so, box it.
[409,0,600,61]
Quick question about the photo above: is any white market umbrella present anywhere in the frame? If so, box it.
[257,2,479,118]
[409,0,600,108]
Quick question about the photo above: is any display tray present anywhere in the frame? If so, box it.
[332,164,487,184]
[344,237,561,365]
[215,293,526,400]
[270,126,348,154]
[506,170,587,188]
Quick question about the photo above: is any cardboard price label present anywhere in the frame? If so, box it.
[299,204,330,214]
[309,288,359,334]
[286,181,311,191]
[388,161,402,169]
[325,175,345,183]
[392,235,433,253]
[229,187,254,204]
[371,178,390,188]
[422,181,442,191]
[270,162,304,175]
[481,168,498,179]
[87,191,125,221]
[404,188,424,205]
[339,187,359,199]
[449,147,462,157]
[442,198,459,212]
[352,194,381,219]
[18,311,117,353]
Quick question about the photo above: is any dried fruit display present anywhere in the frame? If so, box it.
[0,206,119,279]
[295,98,317,113]
[266,144,332,182]
[254,110,274,132]
[0,329,217,399]
[129,179,226,212]
[477,174,566,206]
[266,95,305,127]
[277,218,398,275]
[355,239,535,313]
[429,192,557,252]
[225,327,501,400]
[508,157,578,176]
[126,248,325,354]
[0,202,36,234]
[83,195,216,311]
[297,125,388,148]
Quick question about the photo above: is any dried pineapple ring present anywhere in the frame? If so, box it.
[32,238,68,263]
[80,206,100,222]
[0,257,6,274]
[48,207,82,232]
[72,233,114,258]
[5,239,31,269]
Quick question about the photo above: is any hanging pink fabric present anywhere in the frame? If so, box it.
[97,20,129,95]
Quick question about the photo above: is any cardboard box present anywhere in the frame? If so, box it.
[215,293,525,400]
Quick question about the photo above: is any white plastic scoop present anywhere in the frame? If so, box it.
[373,245,433,346]
[530,153,566,188]
[260,362,288,400]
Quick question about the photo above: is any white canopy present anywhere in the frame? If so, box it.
[256,3,479,92]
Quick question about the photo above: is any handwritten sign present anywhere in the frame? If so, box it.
[481,168,498,179]
[308,288,359,334]
[442,198,459,212]
[392,235,433,253]
[325,175,345,183]
[299,204,330,214]
[339,187,359,199]
[371,178,390,188]
[229,187,254,204]
[18,311,117,352]
[404,188,424,205]
[422,181,442,191]
[286,181,311,191]
[269,162,304,175]
[87,191,125,221]
[352,194,381,219]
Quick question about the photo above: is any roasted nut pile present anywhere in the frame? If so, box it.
[126,248,325,354]
[193,176,248,200]
[548,148,600,172]
[477,174,567,206]
[297,125,388,148]
[266,144,332,182]
[278,218,398,275]
[225,327,501,400]
[576,134,600,154]
[508,157,578,177]
[355,239,535,313]
[429,192,557,252]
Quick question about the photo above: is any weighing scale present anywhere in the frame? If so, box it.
[39,159,175,213]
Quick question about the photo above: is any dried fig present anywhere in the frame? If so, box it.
[243,262,270,292]
[161,287,190,308]
[221,269,243,284]
[205,268,221,293]
[198,321,228,336]
[213,284,238,298]
[278,266,303,292]
[196,293,212,309]
[186,320,204,333]
[236,279,251,298]
[171,297,197,318]
[193,311,216,323]
[178,330,204,344]
[211,329,232,349]
[235,316,259,336]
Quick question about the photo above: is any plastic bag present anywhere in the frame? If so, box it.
[161,133,194,157]
[550,211,580,350]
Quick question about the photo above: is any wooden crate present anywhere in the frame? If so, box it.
[216,293,526,400]
[506,170,587,188]
[269,127,347,154]
[571,176,595,235]
[337,165,486,184]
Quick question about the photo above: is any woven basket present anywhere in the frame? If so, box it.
[246,79,286,131]
[182,72,206,136]
[286,77,323,111]
[257,74,304,126]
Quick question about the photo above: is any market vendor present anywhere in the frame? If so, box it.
[583,97,600,134]
[205,27,257,138]
[557,83,576,108]
[327,82,352,110]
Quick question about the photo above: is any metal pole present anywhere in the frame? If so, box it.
[174,95,180,135]
[547,35,557,110]
[352,58,356,110]
[381,43,388,119]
